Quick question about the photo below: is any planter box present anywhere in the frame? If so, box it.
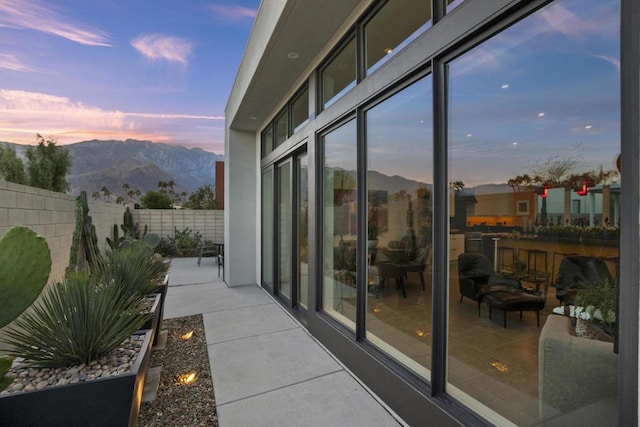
[150,275,169,346]
[0,329,154,427]
[141,293,161,340]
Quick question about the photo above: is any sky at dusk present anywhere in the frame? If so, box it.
[0,0,261,154]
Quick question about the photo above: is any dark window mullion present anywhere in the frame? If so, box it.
[431,57,448,396]
[291,156,300,307]
[356,107,367,341]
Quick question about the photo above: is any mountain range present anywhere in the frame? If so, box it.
[0,139,223,197]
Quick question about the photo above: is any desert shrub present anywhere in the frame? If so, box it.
[172,227,202,257]
[93,241,169,297]
[155,236,177,257]
[2,272,148,368]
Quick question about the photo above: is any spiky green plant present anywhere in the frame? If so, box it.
[1,272,149,368]
[93,241,169,298]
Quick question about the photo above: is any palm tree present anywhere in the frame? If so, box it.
[122,183,130,202]
[100,186,112,201]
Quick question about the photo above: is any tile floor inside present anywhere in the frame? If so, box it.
[333,263,558,426]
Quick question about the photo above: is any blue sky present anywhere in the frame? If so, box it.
[0,0,260,153]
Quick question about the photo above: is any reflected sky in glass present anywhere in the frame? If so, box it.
[449,0,619,187]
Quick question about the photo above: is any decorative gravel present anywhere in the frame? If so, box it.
[138,314,217,427]
[1,334,145,394]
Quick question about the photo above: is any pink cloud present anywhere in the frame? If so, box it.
[131,34,192,65]
[0,90,224,152]
[0,0,110,46]
[207,5,257,23]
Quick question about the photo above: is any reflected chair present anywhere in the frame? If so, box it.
[376,245,430,298]
[457,252,522,316]
[555,255,614,304]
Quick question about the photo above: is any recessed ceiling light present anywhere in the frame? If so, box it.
[501,84,509,89]
[249,116,257,120]
[287,52,299,59]
[384,48,393,54]
[466,134,472,138]
[585,125,592,129]
[538,112,545,117]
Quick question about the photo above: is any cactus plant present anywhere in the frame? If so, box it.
[0,226,51,391]
[121,206,135,237]
[106,223,126,250]
[79,191,101,267]
[0,226,51,328]
[67,191,101,275]
[0,355,12,390]
[142,233,161,249]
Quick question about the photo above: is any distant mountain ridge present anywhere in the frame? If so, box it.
[0,139,223,196]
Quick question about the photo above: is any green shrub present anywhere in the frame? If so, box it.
[155,236,177,257]
[171,227,202,257]
[93,241,169,298]
[2,273,148,368]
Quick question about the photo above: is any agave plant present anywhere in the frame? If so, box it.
[93,240,169,298]
[2,272,149,368]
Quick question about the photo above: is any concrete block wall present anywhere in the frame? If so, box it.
[132,209,224,242]
[0,181,126,284]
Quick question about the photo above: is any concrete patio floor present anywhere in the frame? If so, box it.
[163,257,406,426]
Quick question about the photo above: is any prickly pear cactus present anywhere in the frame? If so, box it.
[142,233,161,249]
[0,226,51,328]
[0,355,13,391]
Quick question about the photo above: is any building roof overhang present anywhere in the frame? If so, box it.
[225,0,362,133]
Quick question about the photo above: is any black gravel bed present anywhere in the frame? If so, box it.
[139,315,217,426]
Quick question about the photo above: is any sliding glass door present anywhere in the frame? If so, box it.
[263,150,309,315]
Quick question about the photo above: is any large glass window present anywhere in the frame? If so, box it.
[322,119,358,330]
[297,154,309,309]
[261,125,273,157]
[261,169,274,288]
[274,110,288,148]
[447,1,620,425]
[291,88,309,133]
[277,161,292,300]
[366,76,433,379]
[321,37,356,110]
[364,0,431,75]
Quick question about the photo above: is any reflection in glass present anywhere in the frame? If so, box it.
[261,125,273,158]
[292,88,309,133]
[277,162,292,299]
[321,37,356,110]
[261,169,273,288]
[322,119,357,329]
[446,0,464,13]
[275,110,288,147]
[447,0,620,425]
[366,76,433,379]
[364,0,431,75]
[297,154,309,309]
